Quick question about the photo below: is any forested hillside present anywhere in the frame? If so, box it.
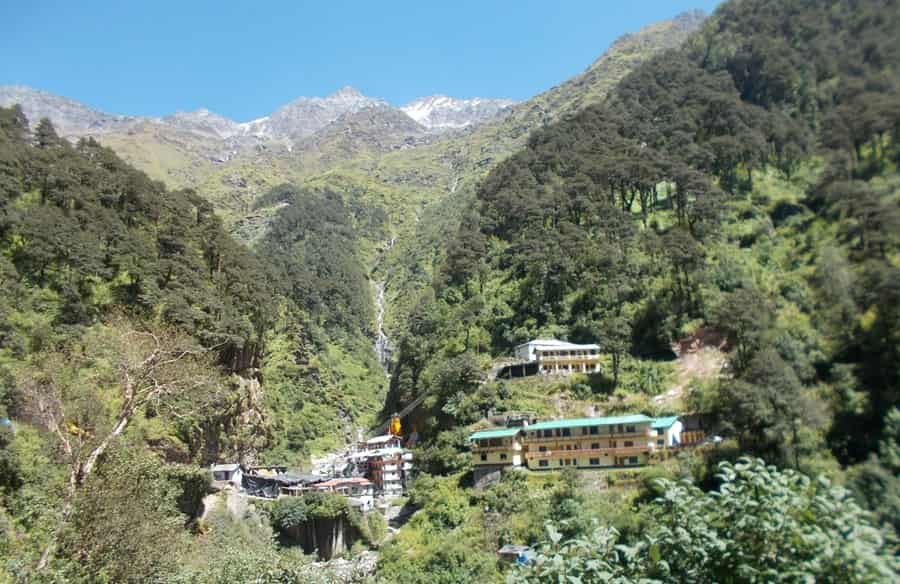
[0,11,708,581]
[2,0,899,581]
[0,106,389,580]
[378,0,899,580]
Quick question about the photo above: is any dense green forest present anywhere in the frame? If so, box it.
[1,0,899,581]
[378,0,899,580]
[0,106,388,580]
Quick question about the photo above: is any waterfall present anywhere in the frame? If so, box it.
[373,238,396,375]
[374,280,391,374]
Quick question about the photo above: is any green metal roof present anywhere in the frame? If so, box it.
[527,414,653,432]
[652,416,680,429]
[469,427,524,441]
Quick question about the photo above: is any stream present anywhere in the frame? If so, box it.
[373,238,396,375]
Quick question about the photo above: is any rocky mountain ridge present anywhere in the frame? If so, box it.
[401,95,515,131]
[0,10,706,239]
[0,84,512,143]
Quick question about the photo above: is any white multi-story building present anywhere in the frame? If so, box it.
[514,339,601,374]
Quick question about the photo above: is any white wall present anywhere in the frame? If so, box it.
[515,343,536,362]
[666,420,684,447]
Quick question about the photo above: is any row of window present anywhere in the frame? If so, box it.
[477,437,507,447]
[537,440,635,452]
[536,456,640,468]
[480,453,509,461]
[530,424,640,439]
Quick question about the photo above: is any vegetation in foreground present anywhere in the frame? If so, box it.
[1,0,899,581]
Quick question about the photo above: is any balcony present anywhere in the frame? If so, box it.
[538,354,599,362]
[526,431,649,443]
[471,445,521,453]
[525,445,649,459]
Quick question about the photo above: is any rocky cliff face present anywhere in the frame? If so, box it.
[0,83,509,166]
[401,95,514,131]
[0,85,140,136]
[263,86,390,141]
[162,108,246,139]
[303,104,428,152]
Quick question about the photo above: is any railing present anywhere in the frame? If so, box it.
[525,432,650,443]
[525,445,650,459]
[471,445,522,453]
[538,354,600,362]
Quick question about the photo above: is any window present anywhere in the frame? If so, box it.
[559,460,564,466]
[591,443,600,450]
[565,444,571,451]
[624,441,634,447]
[573,444,579,450]
[589,426,599,435]
[657,439,664,446]
[539,460,548,468]
[500,453,507,461]
[656,428,664,436]
[488,438,502,447]
[625,425,636,433]
[480,453,487,462]
[589,458,600,465]
[628,456,639,465]
[581,427,588,435]
[539,446,547,452]
[561,428,571,437]
[555,429,562,437]
[543,429,553,438]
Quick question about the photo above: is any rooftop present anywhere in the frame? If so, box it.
[651,416,680,429]
[319,477,373,488]
[469,427,524,441]
[498,544,532,554]
[366,434,401,445]
[211,463,240,472]
[517,339,600,350]
[361,447,405,458]
[527,414,653,432]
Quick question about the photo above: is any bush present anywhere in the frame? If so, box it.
[512,458,897,583]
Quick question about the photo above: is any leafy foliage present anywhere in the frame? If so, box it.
[512,458,897,583]
[391,0,900,474]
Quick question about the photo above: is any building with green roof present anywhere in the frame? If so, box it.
[526,414,653,432]
[469,427,524,441]
[651,416,684,448]
[468,413,687,477]
[469,426,526,470]
[523,413,655,470]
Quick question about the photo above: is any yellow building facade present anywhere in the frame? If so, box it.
[523,414,654,470]
[469,427,526,467]
[469,414,661,471]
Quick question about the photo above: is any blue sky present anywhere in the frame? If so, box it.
[2,0,721,121]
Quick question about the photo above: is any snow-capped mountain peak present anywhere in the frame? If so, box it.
[401,94,515,131]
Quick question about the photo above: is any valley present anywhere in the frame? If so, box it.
[1,0,898,582]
